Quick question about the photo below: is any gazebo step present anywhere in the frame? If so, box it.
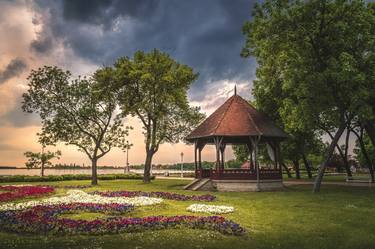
[184,178,213,191]
[183,179,201,190]
[192,179,212,191]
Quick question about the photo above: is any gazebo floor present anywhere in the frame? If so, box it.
[184,178,284,192]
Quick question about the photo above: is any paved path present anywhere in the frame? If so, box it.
[155,176,375,188]
[284,180,375,187]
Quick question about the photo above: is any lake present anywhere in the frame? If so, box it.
[0,168,194,176]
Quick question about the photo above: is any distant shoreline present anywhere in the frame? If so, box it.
[0,166,17,169]
[0,167,125,170]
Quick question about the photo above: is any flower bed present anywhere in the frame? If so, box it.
[0,185,55,202]
[0,203,245,236]
[187,204,234,214]
[94,190,216,202]
[0,190,163,211]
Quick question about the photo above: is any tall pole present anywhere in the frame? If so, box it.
[41,146,45,177]
[124,142,131,174]
[126,146,129,173]
[180,152,184,178]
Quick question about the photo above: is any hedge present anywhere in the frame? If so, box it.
[0,174,154,183]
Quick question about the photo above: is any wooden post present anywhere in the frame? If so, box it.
[198,147,202,170]
[251,136,261,191]
[246,143,253,171]
[194,141,198,177]
[214,137,221,170]
[277,142,282,176]
[220,143,226,170]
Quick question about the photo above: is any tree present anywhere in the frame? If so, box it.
[109,49,205,183]
[242,0,375,192]
[353,127,375,181]
[24,149,61,176]
[22,66,131,185]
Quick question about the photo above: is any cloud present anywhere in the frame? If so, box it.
[0,58,27,85]
[30,0,258,102]
[0,143,18,151]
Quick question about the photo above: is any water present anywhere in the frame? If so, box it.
[0,168,194,176]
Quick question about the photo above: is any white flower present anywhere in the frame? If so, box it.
[186,204,234,214]
[0,190,163,211]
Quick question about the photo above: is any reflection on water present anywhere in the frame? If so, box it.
[0,168,194,176]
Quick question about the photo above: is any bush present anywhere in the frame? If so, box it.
[0,174,152,183]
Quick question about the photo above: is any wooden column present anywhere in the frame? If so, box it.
[198,144,202,170]
[220,143,226,170]
[194,141,198,177]
[214,137,222,171]
[268,141,277,170]
[251,136,261,191]
[277,142,282,175]
[246,143,254,171]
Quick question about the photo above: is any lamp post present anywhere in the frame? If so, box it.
[125,146,129,173]
[123,141,132,174]
[180,152,184,178]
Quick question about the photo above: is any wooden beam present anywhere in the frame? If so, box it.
[220,143,226,170]
[250,136,261,191]
[194,141,197,173]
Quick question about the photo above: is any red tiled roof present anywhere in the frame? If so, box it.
[186,94,288,141]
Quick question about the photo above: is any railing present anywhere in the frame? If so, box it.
[195,168,281,180]
[196,169,211,178]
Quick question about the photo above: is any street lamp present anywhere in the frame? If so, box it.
[123,141,132,174]
[180,152,184,178]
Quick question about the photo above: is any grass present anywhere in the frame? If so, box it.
[1,179,375,249]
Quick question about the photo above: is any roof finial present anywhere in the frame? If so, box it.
[234,85,237,96]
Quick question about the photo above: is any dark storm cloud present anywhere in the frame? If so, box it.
[62,0,158,29]
[0,94,40,128]
[30,36,53,54]
[0,107,40,127]
[0,58,27,85]
[31,0,258,101]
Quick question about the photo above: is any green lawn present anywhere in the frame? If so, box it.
[1,179,375,249]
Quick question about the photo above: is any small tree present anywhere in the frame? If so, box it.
[24,149,61,176]
[110,49,205,183]
[22,66,131,185]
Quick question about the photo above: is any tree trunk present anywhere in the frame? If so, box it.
[91,158,98,185]
[143,150,154,183]
[41,161,45,177]
[343,128,352,178]
[282,162,292,178]
[292,160,301,179]
[356,130,374,183]
[326,130,352,178]
[364,120,375,148]
[302,154,312,179]
[313,124,346,193]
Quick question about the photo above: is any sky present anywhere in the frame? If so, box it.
[0,0,260,167]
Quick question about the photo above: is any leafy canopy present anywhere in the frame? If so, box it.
[22,66,131,161]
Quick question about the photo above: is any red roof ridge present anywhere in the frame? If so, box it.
[212,95,235,136]
[239,97,262,136]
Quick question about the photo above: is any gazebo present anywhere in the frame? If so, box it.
[184,89,288,191]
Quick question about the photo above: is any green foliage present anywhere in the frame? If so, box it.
[354,132,375,167]
[22,66,132,184]
[100,49,205,182]
[242,0,375,189]
[232,145,249,163]
[243,0,375,130]
[22,66,130,160]
[24,150,61,169]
